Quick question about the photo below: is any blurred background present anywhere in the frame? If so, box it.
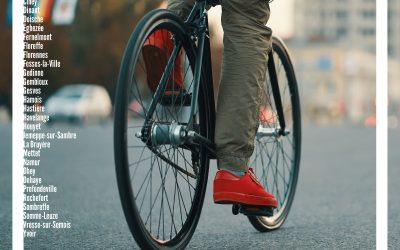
[388,0,400,249]
[0,0,398,248]
[1,0,399,126]
[1,0,398,126]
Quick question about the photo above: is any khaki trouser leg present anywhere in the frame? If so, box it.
[167,0,272,172]
[167,0,195,19]
[215,0,271,172]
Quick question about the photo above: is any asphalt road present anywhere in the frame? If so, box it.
[389,129,400,250]
[1,123,398,249]
[0,123,12,249]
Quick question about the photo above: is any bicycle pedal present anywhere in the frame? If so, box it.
[159,90,192,106]
[232,204,274,217]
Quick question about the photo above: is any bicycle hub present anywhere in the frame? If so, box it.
[150,122,187,147]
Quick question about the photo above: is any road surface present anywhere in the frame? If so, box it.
[0,123,394,249]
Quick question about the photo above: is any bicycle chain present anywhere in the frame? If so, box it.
[191,147,200,177]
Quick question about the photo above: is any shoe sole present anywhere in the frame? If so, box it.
[213,192,277,207]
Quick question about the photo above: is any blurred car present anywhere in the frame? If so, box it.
[0,105,10,123]
[45,84,112,123]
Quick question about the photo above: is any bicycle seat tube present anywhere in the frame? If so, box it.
[185,0,209,130]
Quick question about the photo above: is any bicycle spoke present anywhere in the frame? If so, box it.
[177,148,194,201]
[130,145,147,181]
[155,155,178,237]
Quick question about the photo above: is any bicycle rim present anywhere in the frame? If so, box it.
[248,36,301,231]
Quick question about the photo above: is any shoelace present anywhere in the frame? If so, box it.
[248,168,262,186]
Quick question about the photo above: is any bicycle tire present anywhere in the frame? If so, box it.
[248,36,301,231]
[114,9,212,249]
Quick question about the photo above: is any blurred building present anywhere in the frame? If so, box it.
[292,0,378,126]
[389,0,400,59]
[388,58,400,128]
[388,0,400,128]
[290,45,375,125]
[294,0,376,53]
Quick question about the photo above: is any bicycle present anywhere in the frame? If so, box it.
[114,0,301,248]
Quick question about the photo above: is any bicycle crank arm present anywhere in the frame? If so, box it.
[186,131,216,159]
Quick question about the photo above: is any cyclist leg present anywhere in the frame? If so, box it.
[212,0,276,207]
[167,0,195,20]
[167,0,276,207]
[215,0,272,172]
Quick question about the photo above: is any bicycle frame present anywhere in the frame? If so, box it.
[145,0,287,158]
[143,0,217,155]
[185,0,210,127]
[145,0,210,126]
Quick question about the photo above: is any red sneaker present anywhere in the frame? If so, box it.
[142,29,183,94]
[213,168,278,207]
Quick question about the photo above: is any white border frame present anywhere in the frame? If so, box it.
[11,0,388,249]
[376,0,388,249]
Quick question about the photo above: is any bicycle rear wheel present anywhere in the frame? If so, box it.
[114,9,211,249]
[248,36,301,231]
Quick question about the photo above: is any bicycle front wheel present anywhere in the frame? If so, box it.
[114,9,212,249]
[248,36,301,231]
